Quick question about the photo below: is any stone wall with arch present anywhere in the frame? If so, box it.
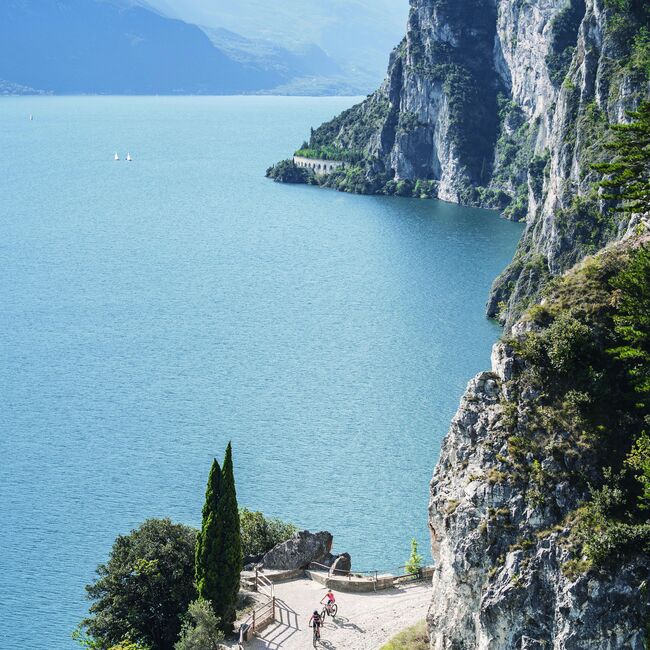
[293,156,345,176]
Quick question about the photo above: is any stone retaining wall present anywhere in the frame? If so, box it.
[293,156,344,176]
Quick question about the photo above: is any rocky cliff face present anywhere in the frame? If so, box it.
[302,0,649,324]
[427,235,650,649]
[287,6,650,645]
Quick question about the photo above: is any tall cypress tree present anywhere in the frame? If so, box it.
[194,444,243,631]
[213,442,243,630]
[195,458,222,610]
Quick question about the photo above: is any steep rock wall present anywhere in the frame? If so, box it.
[301,0,649,324]
[427,236,650,648]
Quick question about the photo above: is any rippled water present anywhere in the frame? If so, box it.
[0,96,522,648]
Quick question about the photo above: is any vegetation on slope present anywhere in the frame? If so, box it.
[500,238,650,573]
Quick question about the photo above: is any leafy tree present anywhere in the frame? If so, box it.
[174,600,224,650]
[593,101,650,214]
[240,508,297,557]
[195,444,242,631]
[405,538,424,575]
[79,519,197,650]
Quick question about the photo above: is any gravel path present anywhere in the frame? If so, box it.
[232,578,431,649]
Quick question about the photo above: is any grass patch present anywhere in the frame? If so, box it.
[380,620,429,650]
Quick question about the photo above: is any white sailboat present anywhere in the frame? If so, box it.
[114,152,120,161]
[126,152,132,162]
[29,114,33,121]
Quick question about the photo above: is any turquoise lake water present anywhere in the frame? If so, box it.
[0,96,522,648]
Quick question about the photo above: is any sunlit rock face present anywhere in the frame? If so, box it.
[309,0,649,324]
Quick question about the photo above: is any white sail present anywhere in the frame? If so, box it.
[126,152,132,162]
[114,152,120,161]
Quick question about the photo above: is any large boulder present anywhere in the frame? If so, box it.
[260,531,333,570]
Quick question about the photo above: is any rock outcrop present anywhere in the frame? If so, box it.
[427,236,650,648]
[260,530,351,571]
[282,0,649,325]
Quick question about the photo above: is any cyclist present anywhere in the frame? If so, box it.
[309,610,323,639]
[321,589,336,615]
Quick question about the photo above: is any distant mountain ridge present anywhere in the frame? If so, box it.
[0,0,363,95]
[145,0,409,89]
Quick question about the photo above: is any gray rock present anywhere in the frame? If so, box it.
[260,531,333,570]
[427,339,649,649]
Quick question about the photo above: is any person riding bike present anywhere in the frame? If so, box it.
[321,589,336,614]
[309,610,323,638]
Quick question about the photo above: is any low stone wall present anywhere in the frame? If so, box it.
[293,156,344,176]
[261,568,304,583]
[306,570,396,592]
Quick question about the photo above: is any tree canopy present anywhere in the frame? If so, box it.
[80,519,197,650]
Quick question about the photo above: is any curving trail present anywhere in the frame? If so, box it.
[231,578,431,649]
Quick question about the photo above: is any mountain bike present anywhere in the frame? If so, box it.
[321,601,338,619]
[311,622,321,647]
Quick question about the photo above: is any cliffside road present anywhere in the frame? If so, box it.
[233,578,431,649]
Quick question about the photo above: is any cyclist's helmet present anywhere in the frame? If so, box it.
[314,610,319,615]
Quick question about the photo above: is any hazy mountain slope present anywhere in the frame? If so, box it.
[145,0,410,87]
[0,0,283,94]
[202,27,358,95]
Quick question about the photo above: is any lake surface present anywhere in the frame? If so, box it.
[0,96,522,649]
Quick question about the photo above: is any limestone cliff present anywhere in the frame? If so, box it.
[278,3,650,647]
[428,235,650,649]
[286,0,649,324]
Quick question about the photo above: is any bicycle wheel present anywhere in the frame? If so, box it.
[330,604,338,617]
[321,607,327,619]
[313,627,318,647]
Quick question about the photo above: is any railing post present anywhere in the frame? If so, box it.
[252,610,256,634]
[272,596,276,621]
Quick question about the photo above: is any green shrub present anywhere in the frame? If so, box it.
[240,509,297,557]
[405,538,424,575]
[627,432,650,510]
[174,600,223,650]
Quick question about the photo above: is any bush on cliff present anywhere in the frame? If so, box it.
[512,242,650,568]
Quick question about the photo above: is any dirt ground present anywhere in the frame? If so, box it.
[228,577,431,649]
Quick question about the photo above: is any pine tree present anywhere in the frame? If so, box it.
[213,442,243,630]
[593,101,650,214]
[195,459,222,612]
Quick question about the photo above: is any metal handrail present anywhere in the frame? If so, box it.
[308,561,378,580]
[238,570,277,646]
[255,570,275,598]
